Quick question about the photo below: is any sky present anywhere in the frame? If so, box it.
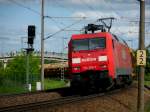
[0,0,150,54]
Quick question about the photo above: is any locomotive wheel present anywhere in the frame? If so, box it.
[71,80,88,94]
[101,78,114,91]
[70,80,81,94]
[115,75,133,88]
[126,75,133,85]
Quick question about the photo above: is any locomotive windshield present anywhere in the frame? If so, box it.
[72,37,106,51]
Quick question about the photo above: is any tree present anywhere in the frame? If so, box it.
[145,49,150,80]
[2,53,40,85]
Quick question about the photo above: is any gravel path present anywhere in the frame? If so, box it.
[0,92,61,108]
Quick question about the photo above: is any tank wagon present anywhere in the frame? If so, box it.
[68,18,132,91]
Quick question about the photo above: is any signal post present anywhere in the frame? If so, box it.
[26,25,35,91]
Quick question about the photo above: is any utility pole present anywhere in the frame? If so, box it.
[41,0,44,90]
[137,0,145,112]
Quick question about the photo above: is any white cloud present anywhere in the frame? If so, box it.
[146,9,150,17]
[72,11,120,19]
[69,0,101,5]
[72,12,87,18]
[45,25,60,35]
[0,0,150,52]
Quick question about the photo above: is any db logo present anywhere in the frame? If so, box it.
[81,58,97,62]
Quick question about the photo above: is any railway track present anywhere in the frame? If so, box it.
[144,85,150,90]
[0,83,147,112]
[0,88,124,112]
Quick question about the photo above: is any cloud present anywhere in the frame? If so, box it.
[0,0,149,52]
[44,25,60,36]
[146,9,150,17]
[72,11,120,19]
[69,0,100,5]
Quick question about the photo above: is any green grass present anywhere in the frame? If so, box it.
[0,78,68,95]
[145,74,150,81]
[44,78,68,90]
[0,86,27,94]
[145,100,150,112]
[30,78,68,91]
[145,81,150,86]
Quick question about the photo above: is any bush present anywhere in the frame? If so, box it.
[0,68,5,85]
[145,73,150,81]
[145,50,150,81]
[2,54,40,85]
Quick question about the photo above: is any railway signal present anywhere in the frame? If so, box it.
[26,25,36,91]
[28,25,36,45]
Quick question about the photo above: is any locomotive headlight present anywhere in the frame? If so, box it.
[72,58,81,64]
[98,56,107,61]
[73,66,80,70]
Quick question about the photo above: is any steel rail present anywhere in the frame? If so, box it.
[0,88,123,112]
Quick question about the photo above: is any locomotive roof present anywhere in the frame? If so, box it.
[71,32,129,47]
[112,34,128,46]
[71,32,109,40]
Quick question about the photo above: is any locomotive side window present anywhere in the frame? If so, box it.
[112,39,115,49]
[89,38,105,50]
[72,39,89,51]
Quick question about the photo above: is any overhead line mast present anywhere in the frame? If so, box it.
[41,0,44,90]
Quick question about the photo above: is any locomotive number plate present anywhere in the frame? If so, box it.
[137,50,146,66]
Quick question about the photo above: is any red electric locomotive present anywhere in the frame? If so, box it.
[68,18,132,91]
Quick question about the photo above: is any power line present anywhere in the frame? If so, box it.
[7,0,40,15]
[61,29,81,31]
[44,16,87,19]
[54,0,75,13]
[80,0,96,11]
[44,16,66,27]
[103,0,123,18]
[128,31,150,35]
[0,36,12,40]
[79,0,150,25]
[45,1,88,28]
[44,16,88,34]
[7,0,66,30]
[128,20,150,23]
[44,18,86,40]
[79,0,102,20]
[45,17,64,29]
[0,36,22,40]
[102,0,149,23]
[116,17,150,23]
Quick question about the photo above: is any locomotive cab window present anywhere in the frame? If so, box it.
[72,37,106,51]
[89,38,106,50]
[72,39,89,51]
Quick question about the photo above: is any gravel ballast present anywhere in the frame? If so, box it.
[0,92,61,108]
